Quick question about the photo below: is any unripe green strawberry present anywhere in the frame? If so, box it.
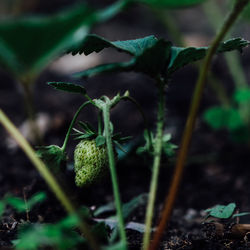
[74,140,109,187]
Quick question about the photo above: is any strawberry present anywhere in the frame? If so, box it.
[74,140,109,187]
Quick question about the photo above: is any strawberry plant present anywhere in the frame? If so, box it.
[1,0,250,249]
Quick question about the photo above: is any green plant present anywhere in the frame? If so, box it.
[1,0,250,249]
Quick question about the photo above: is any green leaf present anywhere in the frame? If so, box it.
[73,36,172,78]
[6,197,26,212]
[122,193,148,220]
[0,4,95,78]
[136,0,206,8]
[26,192,47,210]
[0,0,130,78]
[203,107,243,131]
[205,203,236,219]
[217,38,250,53]
[234,88,250,103]
[232,212,250,218]
[69,34,158,56]
[48,82,86,95]
[168,46,206,74]
[6,192,46,213]
[94,202,115,217]
[15,216,83,250]
[78,121,96,134]
[73,35,249,79]
[36,145,67,172]
[96,135,106,147]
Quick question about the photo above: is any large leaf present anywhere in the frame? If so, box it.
[0,0,129,78]
[73,35,249,79]
[136,0,206,8]
[69,34,158,56]
[73,35,172,78]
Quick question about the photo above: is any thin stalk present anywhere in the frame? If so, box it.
[21,80,42,145]
[151,6,231,107]
[102,104,127,248]
[0,109,100,250]
[123,96,153,151]
[142,79,165,250]
[150,1,250,249]
[61,101,91,153]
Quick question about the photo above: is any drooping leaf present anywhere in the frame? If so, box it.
[136,0,206,8]
[0,0,129,78]
[36,145,67,172]
[0,4,94,77]
[95,135,106,147]
[168,46,206,74]
[203,106,243,131]
[205,203,236,219]
[122,193,148,220]
[48,82,86,95]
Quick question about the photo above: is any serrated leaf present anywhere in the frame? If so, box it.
[96,135,106,147]
[73,37,172,78]
[203,106,243,131]
[217,38,250,53]
[68,34,158,56]
[36,145,67,172]
[48,82,86,95]
[73,35,249,79]
[137,0,206,8]
[206,203,236,219]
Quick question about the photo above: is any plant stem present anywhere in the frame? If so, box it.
[0,109,100,250]
[142,78,165,250]
[102,104,127,248]
[123,96,153,151]
[21,79,42,145]
[61,101,91,153]
[150,1,250,249]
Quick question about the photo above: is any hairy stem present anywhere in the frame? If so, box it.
[0,109,100,250]
[61,101,91,153]
[150,1,250,249]
[142,79,165,250]
[102,104,127,248]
